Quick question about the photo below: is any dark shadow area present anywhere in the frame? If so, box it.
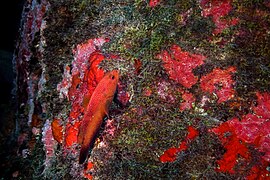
[0,0,25,179]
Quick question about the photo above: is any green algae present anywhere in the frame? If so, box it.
[13,0,270,179]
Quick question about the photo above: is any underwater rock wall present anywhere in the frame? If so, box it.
[9,0,270,179]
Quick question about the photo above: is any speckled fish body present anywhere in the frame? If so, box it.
[78,70,119,164]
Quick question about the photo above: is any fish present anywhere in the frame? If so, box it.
[78,70,119,164]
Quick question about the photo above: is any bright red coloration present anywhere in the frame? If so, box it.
[228,92,270,161]
[210,122,250,173]
[57,38,107,148]
[200,0,239,35]
[159,126,199,163]
[247,160,269,180]
[157,45,206,88]
[159,147,179,163]
[78,70,119,164]
[200,67,236,103]
[253,92,270,119]
[149,0,161,7]
[65,121,81,148]
[84,162,94,179]
[210,92,270,177]
[179,92,195,111]
[187,126,199,140]
[64,52,106,148]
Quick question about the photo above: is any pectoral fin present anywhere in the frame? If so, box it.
[104,98,113,118]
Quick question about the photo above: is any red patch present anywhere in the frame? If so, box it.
[160,126,199,163]
[179,92,195,111]
[228,93,270,161]
[200,0,239,35]
[246,160,270,180]
[149,0,161,7]
[159,147,179,163]
[210,92,270,177]
[200,67,236,103]
[58,38,107,149]
[187,126,199,140]
[64,121,81,148]
[157,45,205,88]
[84,162,94,179]
[210,122,250,173]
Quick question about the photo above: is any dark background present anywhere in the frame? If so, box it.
[0,0,25,139]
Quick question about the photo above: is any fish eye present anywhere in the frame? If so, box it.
[111,75,115,80]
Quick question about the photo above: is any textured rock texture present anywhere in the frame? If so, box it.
[1,0,270,179]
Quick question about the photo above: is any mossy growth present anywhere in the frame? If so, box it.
[99,0,214,63]
[36,0,270,179]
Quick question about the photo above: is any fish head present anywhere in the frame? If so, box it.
[103,70,119,98]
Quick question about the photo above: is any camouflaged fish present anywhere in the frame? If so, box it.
[78,70,119,164]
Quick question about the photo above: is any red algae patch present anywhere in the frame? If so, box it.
[200,0,239,35]
[179,92,195,112]
[157,45,206,88]
[228,92,270,162]
[149,0,161,7]
[200,67,236,103]
[210,122,250,173]
[84,162,94,179]
[210,92,270,178]
[159,126,199,163]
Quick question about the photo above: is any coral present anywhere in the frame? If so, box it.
[210,92,270,177]
[200,0,239,35]
[210,122,250,173]
[149,0,161,7]
[247,160,269,180]
[12,0,270,179]
[200,67,236,103]
[179,92,195,112]
[83,162,94,179]
[57,65,72,100]
[157,44,206,88]
[159,126,199,163]
[228,92,270,161]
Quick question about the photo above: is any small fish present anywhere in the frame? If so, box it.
[78,70,119,164]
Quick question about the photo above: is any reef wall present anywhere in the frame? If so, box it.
[3,0,270,179]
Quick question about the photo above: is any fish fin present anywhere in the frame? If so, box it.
[104,99,112,118]
[79,144,89,164]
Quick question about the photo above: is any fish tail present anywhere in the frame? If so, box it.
[79,144,89,164]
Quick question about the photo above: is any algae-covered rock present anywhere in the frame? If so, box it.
[3,0,269,179]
